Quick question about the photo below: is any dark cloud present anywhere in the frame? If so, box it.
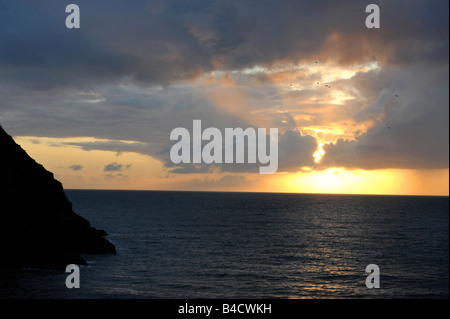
[103,162,130,172]
[321,64,449,170]
[163,128,317,174]
[0,0,447,90]
[64,140,151,156]
[69,164,83,171]
[278,129,318,171]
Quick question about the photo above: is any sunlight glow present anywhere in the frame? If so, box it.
[282,168,449,196]
[313,142,326,163]
[12,136,449,196]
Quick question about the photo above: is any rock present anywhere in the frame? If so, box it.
[0,124,116,269]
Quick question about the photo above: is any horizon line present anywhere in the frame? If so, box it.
[63,188,449,197]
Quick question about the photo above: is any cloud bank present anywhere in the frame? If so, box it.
[0,0,447,174]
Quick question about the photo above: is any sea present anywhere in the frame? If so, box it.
[0,190,448,299]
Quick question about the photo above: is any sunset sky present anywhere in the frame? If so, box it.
[0,0,448,195]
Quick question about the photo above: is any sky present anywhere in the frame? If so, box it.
[0,0,448,195]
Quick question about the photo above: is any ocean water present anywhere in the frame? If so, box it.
[0,190,448,299]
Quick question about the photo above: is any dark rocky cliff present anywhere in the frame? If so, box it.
[0,125,116,269]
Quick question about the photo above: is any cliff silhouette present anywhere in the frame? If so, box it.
[0,125,116,269]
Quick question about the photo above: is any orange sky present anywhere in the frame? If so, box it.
[14,135,449,196]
